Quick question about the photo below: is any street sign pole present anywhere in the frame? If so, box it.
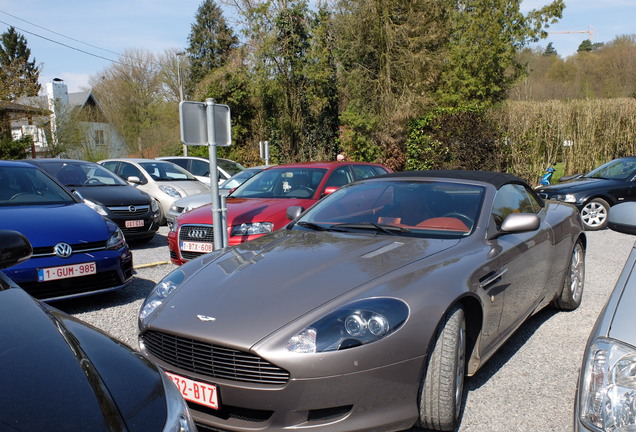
[205,98,224,250]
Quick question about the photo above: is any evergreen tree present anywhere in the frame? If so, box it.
[0,26,41,101]
[543,42,557,56]
[186,0,238,96]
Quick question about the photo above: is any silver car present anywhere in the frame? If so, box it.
[139,170,586,431]
[166,165,271,226]
[99,158,210,225]
[575,201,636,431]
[156,156,245,185]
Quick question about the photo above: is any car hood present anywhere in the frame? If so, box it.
[72,185,150,206]
[538,177,618,194]
[180,197,315,226]
[0,203,110,247]
[149,231,459,349]
[0,288,166,431]
[161,180,210,196]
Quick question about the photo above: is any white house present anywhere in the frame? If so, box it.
[11,79,127,159]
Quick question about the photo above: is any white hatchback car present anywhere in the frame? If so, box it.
[99,158,210,225]
[156,156,245,185]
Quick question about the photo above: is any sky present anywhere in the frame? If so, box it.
[0,0,634,94]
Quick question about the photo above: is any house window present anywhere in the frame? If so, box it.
[95,130,105,145]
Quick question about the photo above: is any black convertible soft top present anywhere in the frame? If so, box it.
[376,170,526,189]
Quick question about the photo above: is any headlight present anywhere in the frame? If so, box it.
[106,226,126,250]
[139,270,185,324]
[160,370,196,432]
[231,222,274,236]
[579,337,636,431]
[84,199,108,216]
[152,198,160,213]
[159,185,183,199]
[550,194,577,203]
[286,298,408,353]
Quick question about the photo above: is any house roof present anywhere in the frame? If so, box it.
[0,101,50,119]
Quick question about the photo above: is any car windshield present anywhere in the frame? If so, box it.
[585,159,636,180]
[0,165,76,206]
[139,161,198,181]
[218,159,245,176]
[220,168,262,190]
[231,168,327,199]
[293,180,485,238]
[41,161,128,187]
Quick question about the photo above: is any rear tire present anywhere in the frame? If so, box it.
[553,240,585,310]
[580,198,609,230]
[416,305,466,431]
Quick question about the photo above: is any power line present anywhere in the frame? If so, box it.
[0,9,123,57]
[0,18,125,67]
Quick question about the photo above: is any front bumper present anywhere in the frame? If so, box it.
[142,348,423,432]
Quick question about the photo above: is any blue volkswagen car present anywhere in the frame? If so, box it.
[0,160,133,301]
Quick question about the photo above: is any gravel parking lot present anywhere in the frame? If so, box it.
[53,226,635,432]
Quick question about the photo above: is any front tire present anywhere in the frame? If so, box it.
[553,240,585,310]
[580,198,609,230]
[416,305,466,431]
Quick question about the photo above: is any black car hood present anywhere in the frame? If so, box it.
[73,184,151,206]
[150,230,459,349]
[0,288,166,432]
[539,177,620,194]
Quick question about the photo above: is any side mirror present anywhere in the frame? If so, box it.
[0,230,32,270]
[126,175,142,185]
[323,186,339,197]
[286,205,304,221]
[489,213,540,240]
[608,202,636,234]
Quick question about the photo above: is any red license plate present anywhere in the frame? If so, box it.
[181,241,213,253]
[125,220,144,228]
[165,372,219,410]
[37,262,97,282]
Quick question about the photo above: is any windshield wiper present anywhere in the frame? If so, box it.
[297,221,329,231]
[329,222,410,235]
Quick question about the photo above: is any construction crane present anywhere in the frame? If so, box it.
[548,26,595,40]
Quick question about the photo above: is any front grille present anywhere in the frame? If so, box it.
[108,205,150,217]
[20,270,126,299]
[31,240,107,258]
[142,330,290,385]
[178,224,214,261]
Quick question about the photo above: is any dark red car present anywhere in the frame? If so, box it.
[168,161,391,265]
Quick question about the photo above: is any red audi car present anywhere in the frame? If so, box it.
[168,161,391,265]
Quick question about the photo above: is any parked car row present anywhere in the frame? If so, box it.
[5,153,636,431]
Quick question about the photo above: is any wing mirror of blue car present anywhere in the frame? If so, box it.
[0,230,33,270]
[488,213,540,240]
[608,202,636,235]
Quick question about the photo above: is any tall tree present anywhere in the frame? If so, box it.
[89,49,180,156]
[186,0,239,96]
[0,26,41,101]
[436,0,565,107]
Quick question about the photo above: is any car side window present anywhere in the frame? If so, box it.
[491,184,541,228]
[351,165,386,179]
[190,159,210,177]
[325,167,353,188]
[120,163,146,184]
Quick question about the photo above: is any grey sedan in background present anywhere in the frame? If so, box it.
[575,201,636,431]
[138,170,585,432]
[165,165,271,226]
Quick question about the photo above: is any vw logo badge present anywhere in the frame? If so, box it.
[189,229,207,239]
[54,243,73,258]
[128,205,136,213]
